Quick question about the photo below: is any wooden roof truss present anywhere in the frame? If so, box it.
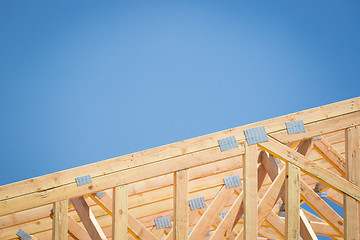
[1,97,360,240]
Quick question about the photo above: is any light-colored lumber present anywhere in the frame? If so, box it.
[209,192,244,240]
[313,137,346,176]
[71,197,107,240]
[189,185,235,240]
[285,163,300,240]
[265,211,286,238]
[235,167,286,240]
[264,146,319,240]
[3,97,358,202]
[0,145,244,216]
[1,97,360,239]
[300,180,344,236]
[232,152,268,228]
[68,214,91,240]
[272,109,360,144]
[344,126,360,240]
[299,210,318,240]
[0,158,242,229]
[243,144,258,240]
[1,98,359,217]
[89,191,158,240]
[174,169,189,240]
[258,137,360,201]
[52,200,68,240]
[112,185,128,240]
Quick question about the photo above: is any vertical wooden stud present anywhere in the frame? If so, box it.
[113,185,128,240]
[344,126,360,240]
[52,200,68,240]
[285,162,300,240]
[174,169,189,240]
[243,143,258,240]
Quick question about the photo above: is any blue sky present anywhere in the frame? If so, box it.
[0,1,358,238]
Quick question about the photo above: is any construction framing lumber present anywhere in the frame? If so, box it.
[285,162,300,240]
[1,97,360,240]
[112,185,128,240]
[174,169,189,240]
[52,200,68,240]
[344,126,360,240]
[243,143,258,240]
[71,197,107,240]
[258,137,360,201]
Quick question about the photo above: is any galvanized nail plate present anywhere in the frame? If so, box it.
[223,175,242,189]
[286,120,305,134]
[244,126,268,145]
[218,136,239,151]
[154,216,172,229]
[189,196,207,210]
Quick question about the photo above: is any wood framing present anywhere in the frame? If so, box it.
[344,126,360,240]
[52,200,68,240]
[112,185,128,240]
[0,96,359,240]
[243,143,258,240]
[174,169,189,240]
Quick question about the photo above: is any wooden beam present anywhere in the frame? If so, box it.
[2,98,359,217]
[313,137,346,176]
[264,152,316,240]
[71,197,107,240]
[211,158,268,240]
[189,186,235,240]
[68,215,91,240]
[235,167,286,240]
[232,152,268,228]
[243,143,258,240]
[0,157,242,229]
[285,162,300,240]
[258,137,360,201]
[89,192,158,240]
[300,180,344,236]
[0,145,244,216]
[344,126,360,240]
[209,191,243,240]
[271,109,360,144]
[265,211,286,239]
[174,169,189,240]
[299,209,318,240]
[112,185,128,240]
[52,200,68,240]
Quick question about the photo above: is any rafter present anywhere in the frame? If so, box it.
[1,97,360,240]
[258,137,360,201]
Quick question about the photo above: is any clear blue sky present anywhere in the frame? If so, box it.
[0,1,358,238]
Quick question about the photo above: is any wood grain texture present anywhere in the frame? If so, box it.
[243,144,258,240]
[52,200,68,240]
[285,162,300,240]
[344,126,360,240]
[112,185,128,240]
[174,169,189,240]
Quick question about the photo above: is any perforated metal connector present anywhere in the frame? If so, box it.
[75,175,92,186]
[189,197,207,210]
[286,120,305,134]
[94,191,105,199]
[154,216,172,229]
[16,229,31,240]
[218,136,239,151]
[244,126,268,145]
[223,175,242,189]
